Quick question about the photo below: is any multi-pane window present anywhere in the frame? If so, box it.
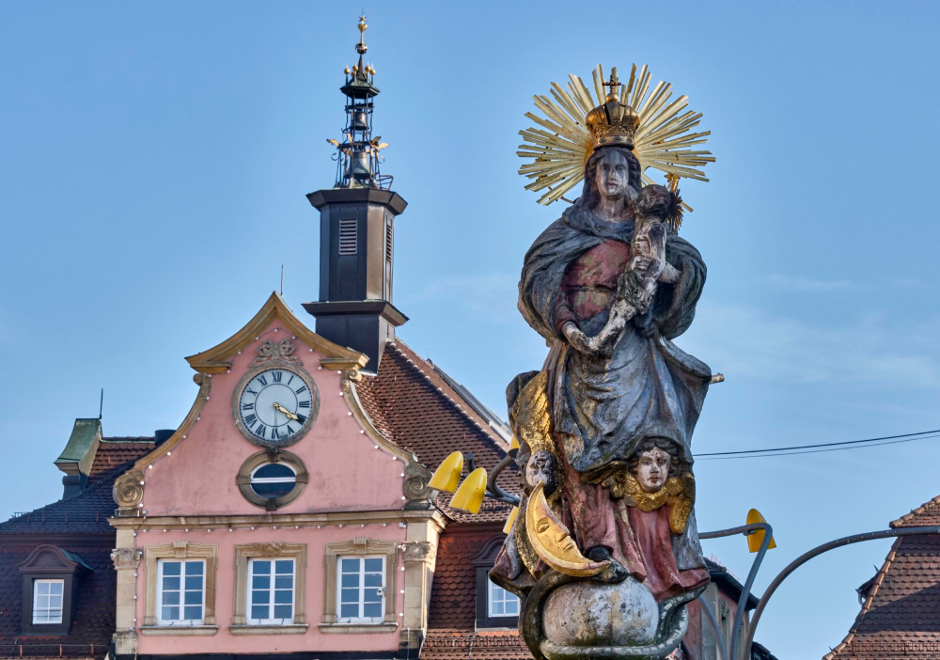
[157,560,205,624]
[32,579,64,624]
[488,580,519,618]
[248,559,295,624]
[338,556,384,622]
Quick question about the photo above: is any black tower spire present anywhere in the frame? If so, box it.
[304,16,407,374]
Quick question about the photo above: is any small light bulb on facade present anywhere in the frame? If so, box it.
[250,526,255,530]
[167,451,172,455]
[273,526,277,530]
[148,465,153,470]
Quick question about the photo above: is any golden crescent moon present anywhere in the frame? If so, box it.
[525,482,610,577]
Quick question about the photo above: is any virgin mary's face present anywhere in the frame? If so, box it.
[593,150,631,202]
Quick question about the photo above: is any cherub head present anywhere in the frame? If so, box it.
[526,449,558,496]
[628,437,686,493]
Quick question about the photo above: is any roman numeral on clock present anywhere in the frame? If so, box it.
[298,400,311,409]
[255,423,266,438]
[241,402,254,411]
[244,414,257,426]
[297,414,307,425]
[295,385,307,394]
[257,374,268,386]
[273,371,283,383]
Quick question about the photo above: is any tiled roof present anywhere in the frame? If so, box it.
[825,497,940,659]
[421,629,531,660]
[0,466,125,535]
[891,494,940,528]
[423,522,529,660]
[89,438,154,479]
[356,339,519,523]
[0,544,115,658]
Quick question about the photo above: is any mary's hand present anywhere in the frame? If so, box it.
[562,322,597,355]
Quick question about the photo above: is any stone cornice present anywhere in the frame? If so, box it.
[108,508,447,531]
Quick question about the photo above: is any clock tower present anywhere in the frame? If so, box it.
[303,16,406,374]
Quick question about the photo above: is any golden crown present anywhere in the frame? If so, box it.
[585,69,641,150]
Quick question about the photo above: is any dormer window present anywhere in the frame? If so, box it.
[471,535,519,629]
[32,579,64,624]
[17,545,91,635]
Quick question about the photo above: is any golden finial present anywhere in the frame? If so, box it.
[344,66,351,75]
[356,14,368,54]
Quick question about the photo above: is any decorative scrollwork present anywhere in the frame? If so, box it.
[113,469,145,509]
[403,462,433,502]
[250,339,302,367]
[259,542,288,558]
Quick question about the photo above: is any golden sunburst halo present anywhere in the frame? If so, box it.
[517,64,714,211]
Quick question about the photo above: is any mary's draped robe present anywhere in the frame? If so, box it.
[516,205,712,593]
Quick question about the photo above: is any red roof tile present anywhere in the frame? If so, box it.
[89,439,154,479]
[356,340,519,523]
[825,498,940,659]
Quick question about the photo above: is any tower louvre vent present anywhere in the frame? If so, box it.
[338,218,357,255]
[385,223,393,263]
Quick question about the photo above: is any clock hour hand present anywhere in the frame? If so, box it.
[272,402,299,421]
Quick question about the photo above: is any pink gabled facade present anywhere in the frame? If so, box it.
[109,294,447,660]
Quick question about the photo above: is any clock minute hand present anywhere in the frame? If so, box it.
[272,402,299,421]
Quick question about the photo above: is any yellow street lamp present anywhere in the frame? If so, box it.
[428,451,464,493]
[746,508,777,553]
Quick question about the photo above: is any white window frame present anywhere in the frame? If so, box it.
[32,579,64,624]
[487,580,519,618]
[336,555,386,624]
[246,558,296,625]
[156,559,206,626]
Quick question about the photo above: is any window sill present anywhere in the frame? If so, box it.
[140,625,219,636]
[318,622,398,634]
[229,624,308,635]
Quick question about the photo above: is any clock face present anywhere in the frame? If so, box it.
[234,366,318,447]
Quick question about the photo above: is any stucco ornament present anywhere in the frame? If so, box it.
[111,547,141,570]
[491,65,715,660]
[113,468,145,512]
[250,338,303,367]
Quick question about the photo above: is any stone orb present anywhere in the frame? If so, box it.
[542,578,659,647]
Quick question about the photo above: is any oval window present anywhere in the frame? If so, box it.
[250,463,296,499]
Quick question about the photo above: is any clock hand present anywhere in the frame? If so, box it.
[272,402,299,421]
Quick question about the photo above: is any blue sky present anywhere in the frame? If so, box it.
[1,2,939,657]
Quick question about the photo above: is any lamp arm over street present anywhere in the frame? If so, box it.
[743,525,940,656]
[699,523,773,660]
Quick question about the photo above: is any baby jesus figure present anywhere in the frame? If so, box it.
[588,184,683,356]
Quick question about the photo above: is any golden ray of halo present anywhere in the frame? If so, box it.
[517,64,715,210]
